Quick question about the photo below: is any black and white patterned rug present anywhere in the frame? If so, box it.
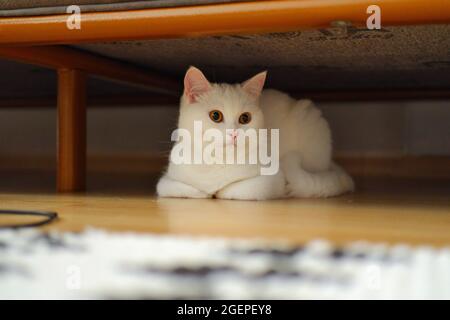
[1,228,449,299]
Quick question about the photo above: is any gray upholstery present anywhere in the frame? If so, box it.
[75,24,450,91]
[0,0,133,10]
[1,24,449,98]
[0,0,251,17]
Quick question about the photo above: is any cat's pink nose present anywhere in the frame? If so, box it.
[228,130,238,144]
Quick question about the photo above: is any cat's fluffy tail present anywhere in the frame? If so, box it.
[282,153,354,198]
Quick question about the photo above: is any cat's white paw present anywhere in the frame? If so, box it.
[215,171,285,201]
[157,175,211,199]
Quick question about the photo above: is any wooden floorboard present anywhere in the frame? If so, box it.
[0,168,449,247]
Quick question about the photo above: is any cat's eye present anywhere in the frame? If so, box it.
[209,110,223,123]
[239,112,252,124]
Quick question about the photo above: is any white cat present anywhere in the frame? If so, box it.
[157,67,354,200]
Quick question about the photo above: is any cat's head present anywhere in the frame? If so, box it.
[178,66,267,147]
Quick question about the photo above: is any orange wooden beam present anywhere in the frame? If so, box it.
[0,0,449,46]
[0,46,180,95]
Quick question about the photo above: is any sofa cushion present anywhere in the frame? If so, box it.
[0,0,252,17]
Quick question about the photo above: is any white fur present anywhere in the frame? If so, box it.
[216,169,286,200]
[157,67,354,200]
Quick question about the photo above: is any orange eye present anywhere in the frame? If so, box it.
[239,112,252,124]
[209,110,223,123]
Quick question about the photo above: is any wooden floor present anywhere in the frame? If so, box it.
[1,168,449,247]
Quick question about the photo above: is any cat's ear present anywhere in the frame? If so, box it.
[242,71,267,98]
[184,66,211,103]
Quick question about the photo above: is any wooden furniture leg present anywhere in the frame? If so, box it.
[0,46,179,193]
[57,68,86,192]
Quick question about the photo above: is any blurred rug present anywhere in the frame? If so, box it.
[0,228,449,299]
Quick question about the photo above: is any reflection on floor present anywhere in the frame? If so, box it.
[0,168,449,246]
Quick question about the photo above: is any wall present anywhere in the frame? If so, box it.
[0,100,449,158]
